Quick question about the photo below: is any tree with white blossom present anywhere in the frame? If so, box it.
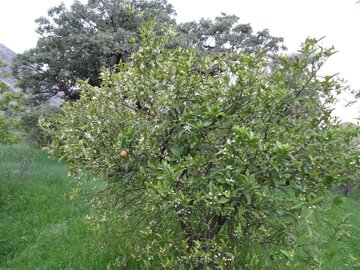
[42,24,360,269]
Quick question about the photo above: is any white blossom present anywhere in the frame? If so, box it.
[159,108,168,114]
[85,132,92,139]
[227,138,235,145]
[225,165,233,170]
[184,124,192,132]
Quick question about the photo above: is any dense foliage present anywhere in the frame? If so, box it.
[0,60,21,144]
[175,13,285,55]
[42,25,360,269]
[13,0,175,102]
[0,115,15,144]
[13,0,284,103]
[20,106,59,146]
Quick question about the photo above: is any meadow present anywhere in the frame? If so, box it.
[0,143,359,269]
[0,144,123,269]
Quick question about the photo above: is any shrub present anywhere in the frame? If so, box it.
[20,106,60,147]
[0,65,23,144]
[42,24,360,269]
[0,114,17,144]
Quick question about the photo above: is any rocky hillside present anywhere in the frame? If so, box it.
[0,43,19,93]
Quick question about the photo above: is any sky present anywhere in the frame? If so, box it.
[0,0,359,123]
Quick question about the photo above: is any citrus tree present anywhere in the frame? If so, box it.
[42,24,360,269]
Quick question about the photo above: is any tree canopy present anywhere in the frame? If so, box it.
[13,0,175,102]
[42,24,360,269]
[13,0,285,102]
[175,13,285,55]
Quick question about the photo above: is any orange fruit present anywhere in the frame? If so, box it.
[120,150,128,157]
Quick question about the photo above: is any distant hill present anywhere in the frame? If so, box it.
[0,43,20,93]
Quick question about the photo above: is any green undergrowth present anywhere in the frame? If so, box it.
[0,143,359,269]
[290,192,360,269]
[0,143,123,269]
[321,192,360,268]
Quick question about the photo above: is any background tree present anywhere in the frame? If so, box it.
[42,25,359,269]
[13,0,175,102]
[174,13,285,55]
[13,1,285,103]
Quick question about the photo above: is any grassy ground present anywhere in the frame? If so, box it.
[0,143,120,269]
[329,196,360,268]
[0,143,359,269]
[296,192,360,269]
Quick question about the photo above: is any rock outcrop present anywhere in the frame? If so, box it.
[0,43,20,93]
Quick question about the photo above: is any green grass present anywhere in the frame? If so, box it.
[318,193,360,269]
[0,143,121,269]
[291,192,360,269]
[0,143,359,269]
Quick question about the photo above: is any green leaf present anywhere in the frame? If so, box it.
[244,191,251,205]
[290,202,303,210]
[280,250,292,259]
[170,145,184,158]
[276,141,293,152]
[217,197,230,204]
[309,196,323,205]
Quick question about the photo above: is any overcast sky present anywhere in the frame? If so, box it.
[0,0,359,122]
